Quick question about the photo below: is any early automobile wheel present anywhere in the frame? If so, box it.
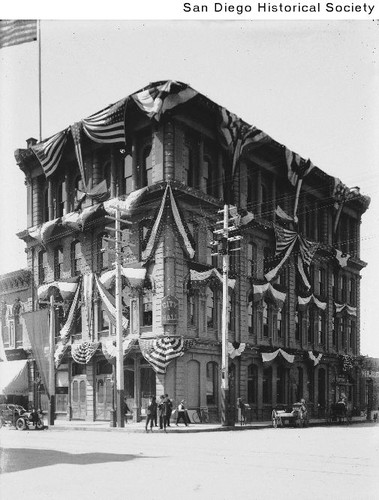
[36,419,44,430]
[16,418,26,431]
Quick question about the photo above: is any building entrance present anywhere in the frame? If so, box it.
[71,376,86,419]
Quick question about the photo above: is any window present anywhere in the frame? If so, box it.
[207,228,219,268]
[262,367,272,404]
[206,287,215,329]
[187,289,195,326]
[228,294,235,331]
[276,365,286,404]
[70,241,81,277]
[247,364,258,404]
[98,307,109,333]
[248,297,254,335]
[43,187,49,222]
[184,145,195,187]
[38,250,47,284]
[263,247,274,276]
[97,233,110,272]
[341,276,348,303]
[342,317,347,348]
[55,181,65,218]
[350,320,356,351]
[333,317,339,347]
[204,155,218,197]
[142,291,153,326]
[206,362,218,405]
[141,145,152,187]
[317,208,324,243]
[349,278,356,306]
[262,301,269,337]
[54,247,63,280]
[318,311,325,345]
[124,154,133,194]
[247,175,254,209]
[296,367,303,401]
[74,176,85,203]
[247,242,257,278]
[332,271,339,301]
[308,306,316,343]
[277,309,283,338]
[295,310,301,341]
[318,268,325,297]
[74,308,82,336]
[261,182,269,218]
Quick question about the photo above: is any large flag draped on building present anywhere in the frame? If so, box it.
[82,97,128,144]
[265,225,319,290]
[132,80,198,121]
[0,20,37,49]
[22,309,51,397]
[31,129,69,178]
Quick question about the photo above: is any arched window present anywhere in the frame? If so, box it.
[70,241,81,277]
[38,250,47,284]
[247,174,254,209]
[228,293,235,331]
[206,362,218,405]
[261,182,268,217]
[332,270,339,301]
[206,287,215,329]
[262,366,272,404]
[54,247,63,280]
[98,306,110,333]
[75,307,82,336]
[141,144,152,187]
[247,364,258,404]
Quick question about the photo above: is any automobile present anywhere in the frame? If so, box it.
[0,403,45,430]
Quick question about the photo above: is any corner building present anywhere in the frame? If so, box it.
[14,81,370,422]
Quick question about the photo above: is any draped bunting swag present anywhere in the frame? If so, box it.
[95,275,129,330]
[190,268,236,289]
[71,342,100,364]
[38,279,79,302]
[252,283,286,308]
[261,348,295,364]
[334,249,350,268]
[228,341,246,359]
[298,294,327,311]
[59,280,82,341]
[83,274,94,339]
[334,302,357,316]
[308,351,323,366]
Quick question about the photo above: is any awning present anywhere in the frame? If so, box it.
[0,360,29,396]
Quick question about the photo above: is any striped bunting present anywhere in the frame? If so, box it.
[139,337,184,374]
[82,97,127,144]
[95,275,129,330]
[334,303,357,316]
[54,342,69,368]
[71,122,87,190]
[132,80,197,121]
[252,283,286,308]
[285,149,314,187]
[71,342,100,365]
[298,294,327,311]
[59,280,82,341]
[0,20,37,49]
[31,129,68,178]
[38,278,79,302]
[228,341,246,359]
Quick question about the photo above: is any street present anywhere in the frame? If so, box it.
[1,424,378,500]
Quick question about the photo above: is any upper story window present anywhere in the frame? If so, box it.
[184,145,195,188]
[97,232,111,272]
[295,310,301,341]
[142,290,153,327]
[206,362,218,405]
[261,182,269,218]
[350,320,356,351]
[124,154,133,195]
[187,288,195,326]
[308,305,317,343]
[341,275,348,303]
[141,144,152,187]
[70,241,81,277]
[248,298,254,335]
[207,228,219,268]
[262,301,269,337]
[206,287,215,329]
[247,241,257,278]
[318,310,325,345]
[277,309,283,338]
[54,247,64,280]
[43,188,49,223]
[247,175,254,210]
[349,278,356,306]
[318,268,326,297]
[332,270,339,301]
[204,155,218,198]
[55,180,65,218]
[38,250,47,284]
[228,293,235,331]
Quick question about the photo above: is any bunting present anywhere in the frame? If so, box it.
[308,351,323,366]
[31,129,68,178]
[54,342,69,368]
[284,149,314,220]
[169,186,195,259]
[83,274,94,339]
[100,266,147,290]
[71,341,100,364]
[38,278,79,302]
[71,122,87,190]
[95,275,129,330]
[139,336,184,374]
[59,280,82,341]
[332,179,361,234]
[190,268,236,289]
[252,283,286,308]
[334,249,350,268]
[262,348,294,364]
[298,294,326,311]
[0,20,37,49]
[142,185,168,261]
[132,80,197,121]
[228,341,246,359]
[335,303,357,316]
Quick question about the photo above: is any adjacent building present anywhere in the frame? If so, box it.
[9,80,370,422]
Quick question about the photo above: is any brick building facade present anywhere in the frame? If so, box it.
[11,81,370,422]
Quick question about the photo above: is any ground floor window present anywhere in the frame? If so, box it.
[247,364,258,404]
[263,366,272,404]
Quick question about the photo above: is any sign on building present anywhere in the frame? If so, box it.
[161,295,179,325]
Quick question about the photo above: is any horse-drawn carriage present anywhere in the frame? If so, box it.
[326,401,352,425]
[272,402,309,428]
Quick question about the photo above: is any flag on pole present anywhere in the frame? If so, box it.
[31,129,68,178]
[82,97,128,144]
[0,20,37,49]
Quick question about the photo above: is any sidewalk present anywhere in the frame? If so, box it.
[46,415,369,433]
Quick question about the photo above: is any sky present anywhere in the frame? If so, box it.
[0,20,378,356]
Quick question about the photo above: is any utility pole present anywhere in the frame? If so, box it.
[105,205,132,427]
[49,293,55,426]
[214,204,242,426]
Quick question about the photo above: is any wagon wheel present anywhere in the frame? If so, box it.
[15,418,26,431]
[272,410,278,428]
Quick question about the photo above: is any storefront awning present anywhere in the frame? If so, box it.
[0,360,28,396]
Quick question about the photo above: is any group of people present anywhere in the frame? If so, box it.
[145,395,190,432]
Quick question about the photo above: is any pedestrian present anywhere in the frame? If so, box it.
[158,395,168,431]
[123,397,130,425]
[145,396,157,432]
[165,394,173,427]
[176,400,188,426]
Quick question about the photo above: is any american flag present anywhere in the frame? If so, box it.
[132,80,197,121]
[31,129,68,178]
[71,341,100,365]
[141,337,184,374]
[82,97,127,144]
[71,122,87,190]
[0,20,37,49]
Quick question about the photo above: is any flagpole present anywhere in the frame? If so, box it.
[38,19,42,142]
